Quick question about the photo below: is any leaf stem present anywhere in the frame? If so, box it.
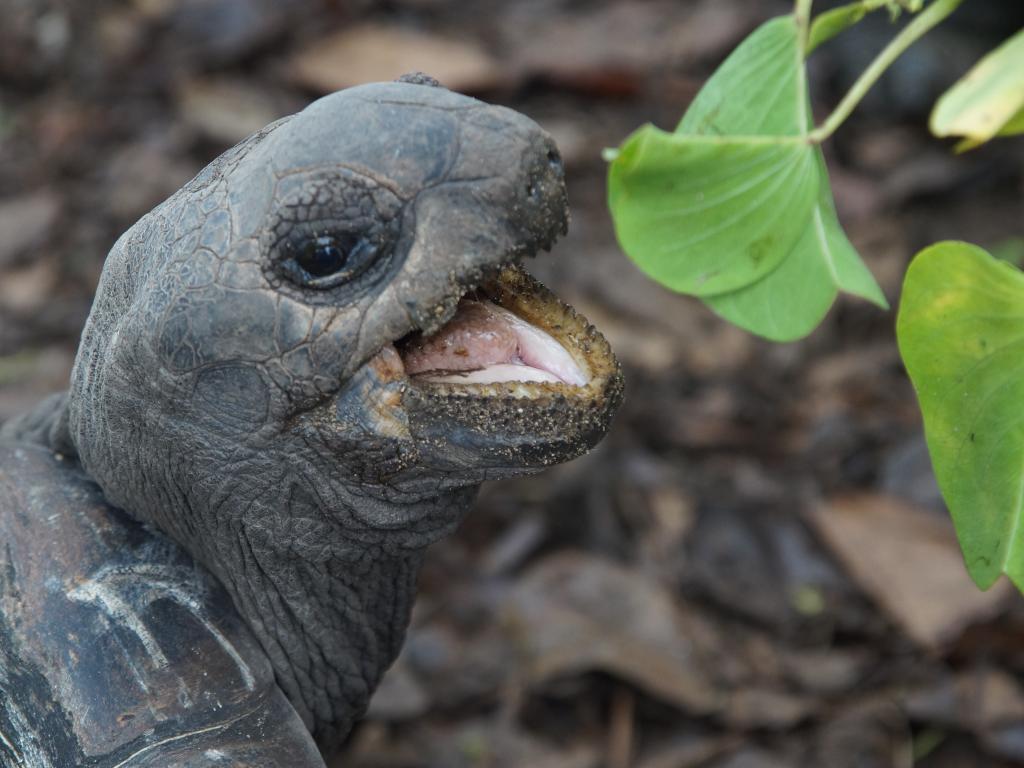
[794,0,814,51]
[809,0,964,143]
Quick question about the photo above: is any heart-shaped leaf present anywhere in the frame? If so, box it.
[897,241,1024,590]
[607,15,885,341]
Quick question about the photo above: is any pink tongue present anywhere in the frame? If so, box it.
[401,300,587,386]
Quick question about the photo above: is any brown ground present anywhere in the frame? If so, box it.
[2,1,1024,766]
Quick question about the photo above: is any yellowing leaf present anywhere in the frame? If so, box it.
[897,242,1024,591]
[930,28,1024,149]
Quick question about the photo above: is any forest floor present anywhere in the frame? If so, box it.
[2,1,1024,766]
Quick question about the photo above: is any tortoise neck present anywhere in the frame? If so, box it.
[212,516,425,753]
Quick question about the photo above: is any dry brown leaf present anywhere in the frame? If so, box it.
[502,0,749,93]
[721,687,813,730]
[635,734,740,768]
[904,667,1024,730]
[808,494,1012,649]
[809,699,911,768]
[502,552,724,715]
[289,25,503,94]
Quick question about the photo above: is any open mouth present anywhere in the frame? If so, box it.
[369,261,622,466]
[391,264,620,402]
[402,296,586,386]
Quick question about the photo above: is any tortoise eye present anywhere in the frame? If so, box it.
[298,235,350,277]
[281,233,379,289]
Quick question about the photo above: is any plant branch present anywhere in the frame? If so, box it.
[808,0,965,143]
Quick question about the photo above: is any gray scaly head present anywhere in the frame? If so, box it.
[59,78,622,751]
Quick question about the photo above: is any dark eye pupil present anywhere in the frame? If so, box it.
[298,235,349,277]
[281,231,381,288]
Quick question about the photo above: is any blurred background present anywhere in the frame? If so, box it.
[2,0,1024,765]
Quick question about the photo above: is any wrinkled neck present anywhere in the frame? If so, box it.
[216,519,425,752]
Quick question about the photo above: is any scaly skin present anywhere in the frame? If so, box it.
[0,79,621,754]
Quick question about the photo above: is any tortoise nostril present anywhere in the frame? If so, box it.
[546,148,563,173]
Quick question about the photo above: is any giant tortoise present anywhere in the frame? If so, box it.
[0,75,622,766]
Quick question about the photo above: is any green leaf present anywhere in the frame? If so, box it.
[897,241,1024,591]
[677,17,805,138]
[607,14,886,340]
[930,28,1024,150]
[807,3,869,55]
[998,104,1024,136]
[607,127,817,296]
[706,150,888,340]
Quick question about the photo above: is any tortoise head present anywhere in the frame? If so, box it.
[64,79,622,747]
